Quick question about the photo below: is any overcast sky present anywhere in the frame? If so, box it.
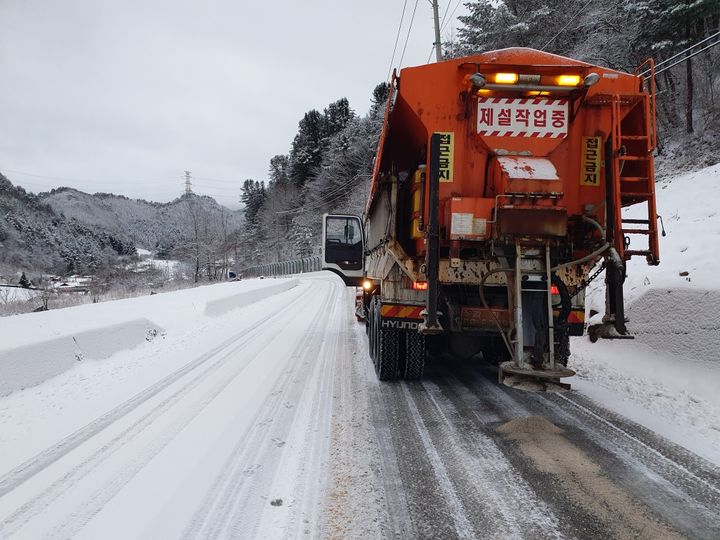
[0,0,467,208]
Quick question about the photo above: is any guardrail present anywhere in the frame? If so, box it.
[238,256,321,278]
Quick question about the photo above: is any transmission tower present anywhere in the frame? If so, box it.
[184,170,193,195]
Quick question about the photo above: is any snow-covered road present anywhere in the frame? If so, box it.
[0,276,349,538]
[1,272,719,539]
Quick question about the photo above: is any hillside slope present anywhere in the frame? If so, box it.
[575,162,720,464]
[39,187,244,253]
[0,174,135,274]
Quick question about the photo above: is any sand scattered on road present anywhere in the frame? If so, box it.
[497,416,683,540]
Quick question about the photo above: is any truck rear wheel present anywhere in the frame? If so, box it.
[369,296,378,366]
[404,332,426,380]
[377,327,399,381]
[370,297,400,381]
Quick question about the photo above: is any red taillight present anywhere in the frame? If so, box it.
[551,285,560,295]
[413,281,429,291]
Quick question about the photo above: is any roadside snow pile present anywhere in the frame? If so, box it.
[0,278,298,397]
[131,248,188,279]
[0,319,162,397]
[575,162,720,465]
[572,339,720,465]
[584,162,720,359]
[205,279,297,316]
[0,286,39,304]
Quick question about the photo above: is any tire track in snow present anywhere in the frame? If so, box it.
[446,361,720,539]
[181,280,338,539]
[0,282,307,500]
[417,379,564,539]
[555,392,720,497]
[45,285,326,540]
[398,382,475,538]
[252,280,341,539]
[182,280,338,538]
[0,284,314,537]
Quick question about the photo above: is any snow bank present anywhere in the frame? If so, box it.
[0,285,39,304]
[205,278,298,317]
[572,337,720,466]
[0,319,161,397]
[0,278,298,396]
[586,162,720,363]
[626,288,720,362]
[576,162,720,465]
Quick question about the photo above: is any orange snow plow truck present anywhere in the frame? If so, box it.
[322,48,660,386]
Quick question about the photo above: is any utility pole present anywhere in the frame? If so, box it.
[432,0,443,62]
[184,170,193,195]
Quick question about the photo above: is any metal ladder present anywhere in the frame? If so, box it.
[609,61,660,265]
[512,243,556,371]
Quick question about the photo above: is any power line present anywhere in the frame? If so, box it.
[429,0,462,63]
[440,0,462,33]
[426,44,436,64]
[275,190,351,216]
[1,168,166,186]
[275,174,372,216]
[653,36,720,77]
[2,167,247,198]
[651,30,720,73]
[398,0,421,71]
[540,0,595,51]
[639,30,720,77]
[387,0,410,81]
[438,0,451,30]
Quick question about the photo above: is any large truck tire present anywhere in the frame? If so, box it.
[369,296,378,367]
[404,332,426,380]
[377,327,400,381]
[370,298,399,381]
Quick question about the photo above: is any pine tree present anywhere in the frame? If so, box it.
[289,110,325,188]
[240,180,267,224]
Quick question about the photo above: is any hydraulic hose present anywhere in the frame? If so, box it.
[551,243,610,272]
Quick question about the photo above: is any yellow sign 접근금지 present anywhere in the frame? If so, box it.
[436,132,454,183]
[580,136,602,187]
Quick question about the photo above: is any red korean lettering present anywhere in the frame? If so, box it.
[478,107,494,127]
[551,109,566,128]
[515,109,529,127]
[498,108,512,126]
[533,109,547,128]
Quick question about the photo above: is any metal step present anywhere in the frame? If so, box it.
[620,176,651,182]
[621,135,649,140]
[621,228,652,235]
[625,249,652,257]
[618,155,651,161]
[623,218,651,224]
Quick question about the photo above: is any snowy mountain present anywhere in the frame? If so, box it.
[0,173,135,275]
[39,187,244,254]
[0,173,245,277]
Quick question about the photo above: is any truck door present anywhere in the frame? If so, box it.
[321,214,364,286]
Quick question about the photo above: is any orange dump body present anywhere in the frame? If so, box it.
[368,48,659,265]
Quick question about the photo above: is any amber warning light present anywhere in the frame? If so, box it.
[413,281,429,291]
[557,74,581,86]
[493,72,519,84]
